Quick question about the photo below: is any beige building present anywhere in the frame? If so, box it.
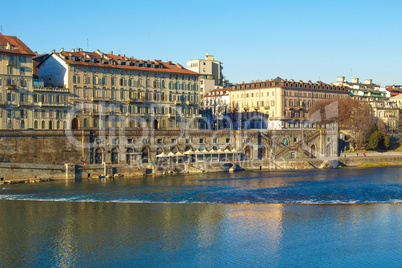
[229,78,350,129]
[38,49,201,130]
[0,33,36,129]
[187,54,224,98]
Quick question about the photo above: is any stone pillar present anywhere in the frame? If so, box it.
[65,163,76,180]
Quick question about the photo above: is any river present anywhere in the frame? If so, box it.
[0,167,401,267]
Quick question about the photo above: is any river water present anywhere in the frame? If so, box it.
[0,167,401,267]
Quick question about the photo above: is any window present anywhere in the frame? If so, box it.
[200,138,204,143]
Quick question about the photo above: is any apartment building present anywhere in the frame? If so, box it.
[385,85,402,97]
[0,33,36,129]
[187,54,225,98]
[38,49,201,130]
[229,78,350,129]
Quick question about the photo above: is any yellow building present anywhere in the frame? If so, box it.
[0,33,36,129]
[38,49,201,130]
[229,78,350,129]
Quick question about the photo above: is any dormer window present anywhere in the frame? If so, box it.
[71,56,75,61]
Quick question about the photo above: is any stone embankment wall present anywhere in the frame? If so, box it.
[0,130,88,164]
[338,154,402,167]
[0,163,66,181]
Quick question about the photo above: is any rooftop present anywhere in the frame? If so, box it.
[0,33,35,56]
[46,48,200,75]
[231,78,350,93]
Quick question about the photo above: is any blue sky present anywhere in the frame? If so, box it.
[2,0,402,86]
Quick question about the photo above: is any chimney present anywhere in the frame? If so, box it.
[365,79,372,85]
[337,76,345,83]
[70,49,75,52]
[351,78,359,84]
[60,48,64,52]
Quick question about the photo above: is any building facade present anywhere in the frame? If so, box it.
[38,49,201,130]
[229,78,350,129]
[0,33,36,129]
[186,54,225,98]
[385,85,402,97]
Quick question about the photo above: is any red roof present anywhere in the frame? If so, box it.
[49,50,200,75]
[386,87,402,96]
[0,33,35,56]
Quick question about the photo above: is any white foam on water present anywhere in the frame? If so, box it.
[1,194,401,204]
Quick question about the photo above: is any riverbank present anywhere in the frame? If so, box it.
[1,153,402,184]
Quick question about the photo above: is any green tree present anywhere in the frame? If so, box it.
[366,130,381,149]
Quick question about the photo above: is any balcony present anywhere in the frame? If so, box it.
[264,106,270,110]
[6,61,15,66]
[91,97,112,102]
[33,87,70,93]
[186,101,193,106]
[174,101,181,105]
[6,84,16,90]
[18,101,32,107]
[126,98,144,103]
[166,113,175,118]
[34,102,68,108]
[33,79,45,87]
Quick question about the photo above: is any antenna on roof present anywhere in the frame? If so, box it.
[0,25,2,34]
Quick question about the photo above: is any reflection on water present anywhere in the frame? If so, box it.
[0,167,401,267]
[0,201,401,267]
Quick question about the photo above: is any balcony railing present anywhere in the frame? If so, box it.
[126,98,144,103]
[34,102,68,108]
[91,97,112,102]
[33,87,70,93]
[33,79,45,87]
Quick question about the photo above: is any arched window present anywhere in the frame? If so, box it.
[34,120,38,129]
[283,138,289,146]
[111,148,119,164]
[95,148,103,164]
[42,120,45,129]
[162,80,166,89]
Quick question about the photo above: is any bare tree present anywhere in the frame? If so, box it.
[309,97,375,149]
